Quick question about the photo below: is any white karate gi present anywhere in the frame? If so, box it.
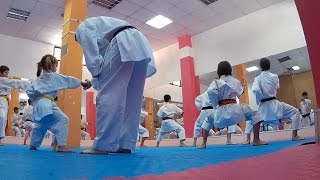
[252,71,301,130]
[22,104,34,140]
[138,110,149,139]
[76,16,156,151]
[300,99,312,127]
[26,72,81,148]
[0,77,29,139]
[202,75,261,131]
[11,113,25,137]
[156,102,186,142]
[193,93,214,138]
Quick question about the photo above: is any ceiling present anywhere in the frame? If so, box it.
[200,46,311,86]
[0,0,285,51]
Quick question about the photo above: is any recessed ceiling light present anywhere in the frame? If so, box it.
[246,66,259,72]
[292,66,300,70]
[146,15,173,29]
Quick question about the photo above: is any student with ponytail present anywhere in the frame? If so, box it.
[26,54,91,152]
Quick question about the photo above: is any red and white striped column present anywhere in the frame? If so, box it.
[178,34,200,137]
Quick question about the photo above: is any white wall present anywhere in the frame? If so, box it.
[193,0,306,76]
[144,43,180,90]
[144,84,182,102]
[0,34,53,79]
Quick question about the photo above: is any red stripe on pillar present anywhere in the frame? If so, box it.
[178,35,192,49]
[295,0,320,107]
[86,92,96,139]
[180,56,200,137]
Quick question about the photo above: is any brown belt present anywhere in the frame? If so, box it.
[219,99,237,106]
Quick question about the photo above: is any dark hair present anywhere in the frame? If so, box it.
[217,61,232,78]
[28,99,32,105]
[302,92,308,96]
[164,94,171,102]
[14,107,19,111]
[37,54,58,77]
[260,58,270,71]
[0,65,9,73]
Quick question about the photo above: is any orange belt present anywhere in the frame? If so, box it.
[219,99,237,106]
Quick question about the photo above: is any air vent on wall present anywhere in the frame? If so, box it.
[7,8,30,21]
[199,0,218,5]
[278,56,291,63]
[92,0,123,9]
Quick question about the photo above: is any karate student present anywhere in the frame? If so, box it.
[11,107,25,137]
[27,54,91,153]
[300,92,312,127]
[138,110,149,147]
[23,99,34,145]
[200,61,267,149]
[156,94,186,147]
[75,16,156,154]
[192,92,215,146]
[248,58,304,142]
[0,65,29,145]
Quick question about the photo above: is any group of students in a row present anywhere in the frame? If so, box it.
[154,58,307,148]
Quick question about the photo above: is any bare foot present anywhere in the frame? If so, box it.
[192,142,196,147]
[29,146,37,150]
[226,141,235,145]
[198,144,206,149]
[139,145,148,148]
[292,136,305,141]
[80,148,108,155]
[179,143,187,147]
[252,140,268,146]
[56,146,74,153]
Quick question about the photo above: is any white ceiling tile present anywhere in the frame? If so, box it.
[161,0,185,6]
[174,15,199,27]
[37,26,60,37]
[0,0,13,11]
[0,18,24,36]
[38,0,64,8]
[208,0,237,14]
[12,0,37,12]
[124,16,143,27]
[144,0,175,14]
[232,0,263,15]
[16,24,43,39]
[112,1,141,16]
[0,7,10,18]
[46,18,63,29]
[256,0,284,8]
[27,12,51,25]
[87,3,109,17]
[136,23,157,35]
[176,0,206,13]
[104,10,127,20]
[158,6,188,22]
[50,7,64,19]
[161,23,185,34]
[171,28,196,37]
[32,2,59,18]
[191,7,219,21]
[126,0,153,7]
[221,6,245,22]
[130,8,157,23]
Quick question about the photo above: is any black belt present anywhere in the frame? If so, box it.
[162,117,174,120]
[26,119,33,122]
[202,106,213,110]
[302,113,310,118]
[112,25,137,39]
[261,97,276,103]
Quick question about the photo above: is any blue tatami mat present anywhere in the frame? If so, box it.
[0,138,313,180]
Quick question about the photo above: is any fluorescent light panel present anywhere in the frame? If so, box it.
[246,66,259,72]
[292,66,300,70]
[7,8,30,21]
[146,15,173,29]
